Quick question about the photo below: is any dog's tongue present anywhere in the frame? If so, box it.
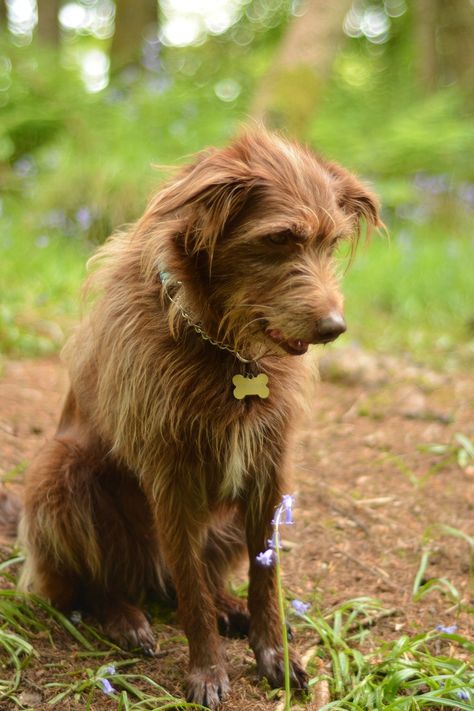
[287,339,309,353]
[267,329,309,355]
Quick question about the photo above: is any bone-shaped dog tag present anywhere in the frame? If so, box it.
[232,374,269,400]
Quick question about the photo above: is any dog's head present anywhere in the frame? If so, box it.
[147,129,381,357]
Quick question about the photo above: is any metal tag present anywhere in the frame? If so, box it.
[232,374,269,400]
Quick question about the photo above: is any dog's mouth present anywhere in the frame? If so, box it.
[265,329,311,356]
[265,328,338,355]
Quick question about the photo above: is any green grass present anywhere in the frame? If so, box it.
[0,202,87,356]
[340,213,474,366]
[44,659,207,709]
[0,583,205,709]
[289,597,474,710]
[1,559,473,709]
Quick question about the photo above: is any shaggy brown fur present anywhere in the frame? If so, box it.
[17,129,381,708]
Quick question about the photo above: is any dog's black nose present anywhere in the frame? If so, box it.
[317,312,346,342]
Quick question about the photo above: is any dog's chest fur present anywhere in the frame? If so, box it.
[216,360,311,501]
[219,407,270,500]
[76,318,314,502]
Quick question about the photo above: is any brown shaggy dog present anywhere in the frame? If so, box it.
[18,129,381,708]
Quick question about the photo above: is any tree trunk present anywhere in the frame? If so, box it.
[437,0,474,95]
[37,0,61,46]
[251,0,352,136]
[414,0,439,92]
[415,0,474,96]
[0,0,7,30]
[111,0,158,74]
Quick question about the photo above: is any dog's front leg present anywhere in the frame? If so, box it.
[245,488,308,691]
[153,497,229,709]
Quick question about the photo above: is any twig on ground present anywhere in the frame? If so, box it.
[311,657,331,710]
[332,546,401,592]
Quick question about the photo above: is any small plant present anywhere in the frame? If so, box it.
[412,549,461,605]
[45,659,207,708]
[419,432,474,470]
[294,599,474,709]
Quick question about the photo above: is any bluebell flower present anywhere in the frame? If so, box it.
[457,689,469,701]
[76,206,93,231]
[436,624,458,634]
[105,665,116,675]
[291,600,310,616]
[458,183,474,208]
[281,495,295,524]
[256,549,274,567]
[98,678,115,694]
[13,156,34,178]
[43,209,67,229]
[272,494,295,526]
[267,530,282,550]
[260,495,297,564]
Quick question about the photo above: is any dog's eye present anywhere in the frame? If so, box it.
[267,231,292,246]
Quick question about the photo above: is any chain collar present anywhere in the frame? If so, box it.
[159,270,254,364]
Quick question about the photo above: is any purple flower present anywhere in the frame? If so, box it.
[291,599,310,616]
[436,624,458,634]
[457,689,470,701]
[98,678,115,694]
[75,206,93,230]
[256,549,274,567]
[267,530,282,550]
[13,156,34,178]
[281,495,295,524]
[43,209,67,229]
[458,183,474,208]
[272,494,295,526]
[105,665,116,675]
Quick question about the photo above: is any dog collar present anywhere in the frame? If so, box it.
[158,268,269,399]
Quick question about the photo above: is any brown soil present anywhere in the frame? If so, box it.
[1,351,473,710]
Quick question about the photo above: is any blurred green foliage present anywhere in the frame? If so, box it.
[311,53,474,208]
[0,1,473,363]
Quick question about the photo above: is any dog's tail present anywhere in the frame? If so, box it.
[0,486,22,543]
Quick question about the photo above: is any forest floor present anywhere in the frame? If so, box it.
[0,348,473,710]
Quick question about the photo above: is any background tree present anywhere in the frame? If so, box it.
[37,0,61,46]
[252,0,352,135]
[414,0,438,92]
[0,0,7,29]
[110,0,158,74]
[415,0,474,96]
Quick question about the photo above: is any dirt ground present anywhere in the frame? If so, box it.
[0,348,473,710]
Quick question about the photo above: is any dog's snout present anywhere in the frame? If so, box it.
[317,312,346,342]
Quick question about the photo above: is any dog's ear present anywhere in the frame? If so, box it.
[150,146,256,256]
[323,160,382,232]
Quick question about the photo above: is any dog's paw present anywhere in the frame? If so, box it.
[102,603,156,657]
[217,607,251,638]
[216,593,250,638]
[186,666,230,709]
[255,647,308,690]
